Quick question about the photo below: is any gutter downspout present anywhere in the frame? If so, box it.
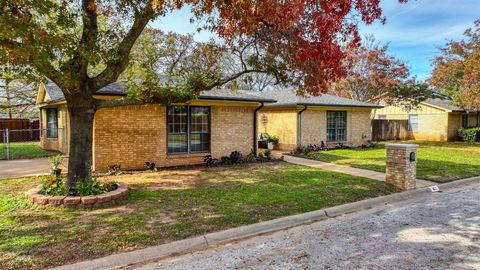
[253,102,264,156]
[297,105,308,146]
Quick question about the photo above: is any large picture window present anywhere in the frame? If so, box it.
[167,106,210,154]
[46,108,58,138]
[327,111,347,142]
[408,114,419,132]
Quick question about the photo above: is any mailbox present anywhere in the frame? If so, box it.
[409,152,416,162]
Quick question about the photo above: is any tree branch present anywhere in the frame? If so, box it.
[95,97,145,108]
[91,3,156,90]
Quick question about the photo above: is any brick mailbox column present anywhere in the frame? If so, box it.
[386,144,418,190]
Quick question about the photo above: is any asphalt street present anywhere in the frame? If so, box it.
[134,184,480,270]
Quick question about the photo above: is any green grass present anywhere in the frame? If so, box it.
[303,141,480,183]
[0,162,394,270]
[0,142,58,159]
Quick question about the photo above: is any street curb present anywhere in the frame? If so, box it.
[50,176,479,270]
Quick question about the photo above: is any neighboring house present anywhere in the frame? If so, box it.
[255,90,382,151]
[370,93,480,141]
[36,82,274,171]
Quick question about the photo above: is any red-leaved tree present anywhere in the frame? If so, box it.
[0,0,407,187]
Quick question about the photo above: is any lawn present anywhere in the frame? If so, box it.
[0,142,58,159]
[303,141,480,183]
[0,162,394,270]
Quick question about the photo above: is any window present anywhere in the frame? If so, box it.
[46,108,58,138]
[408,114,419,132]
[462,114,469,128]
[327,111,347,142]
[167,106,210,154]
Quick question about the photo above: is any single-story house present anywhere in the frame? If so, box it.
[255,90,382,151]
[370,93,480,141]
[36,82,274,171]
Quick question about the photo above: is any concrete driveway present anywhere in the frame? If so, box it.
[136,184,480,270]
[0,158,52,179]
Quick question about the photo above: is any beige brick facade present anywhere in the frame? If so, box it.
[258,109,298,150]
[92,104,255,171]
[259,106,373,151]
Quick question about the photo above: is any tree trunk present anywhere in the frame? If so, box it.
[66,98,96,188]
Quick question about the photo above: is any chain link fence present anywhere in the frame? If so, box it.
[1,128,65,160]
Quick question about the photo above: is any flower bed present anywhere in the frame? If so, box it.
[25,183,130,208]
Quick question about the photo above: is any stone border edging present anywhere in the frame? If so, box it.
[50,176,480,270]
[25,183,130,208]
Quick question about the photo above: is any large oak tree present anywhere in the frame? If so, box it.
[1,0,406,187]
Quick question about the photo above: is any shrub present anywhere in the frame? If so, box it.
[40,175,65,196]
[107,165,122,175]
[266,134,279,144]
[144,162,157,171]
[49,155,64,169]
[203,155,219,167]
[245,149,256,162]
[458,127,480,142]
[229,151,245,164]
[264,149,272,159]
[72,178,118,196]
[40,176,119,196]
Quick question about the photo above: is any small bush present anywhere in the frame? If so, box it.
[144,162,157,171]
[229,151,245,164]
[40,176,119,196]
[40,175,65,196]
[266,134,279,144]
[458,127,480,142]
[107,165,122,175]
[203,155,219,167]
[245,150,255,162]
[264,149,272,159]
[71,178,118,196]
[49,155,64,169]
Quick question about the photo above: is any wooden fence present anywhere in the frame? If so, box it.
[372,119,409,141]
[0,119,40,143]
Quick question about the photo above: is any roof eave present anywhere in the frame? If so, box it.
[197,96,276,103]
[266,102,383,108]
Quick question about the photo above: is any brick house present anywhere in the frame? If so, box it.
[255,90,382,151]
[370,93,480,141]
[36,82,274,171]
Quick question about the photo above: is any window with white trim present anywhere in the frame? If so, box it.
[408,114,419,132]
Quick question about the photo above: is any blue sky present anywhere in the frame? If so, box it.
[151,0,480,81]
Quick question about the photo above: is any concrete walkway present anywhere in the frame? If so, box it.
[0,158,51,179]
[281,154,436,188]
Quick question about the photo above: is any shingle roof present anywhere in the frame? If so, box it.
[43,81,275,103]
[423,97,467,112]
[254,89,382,108]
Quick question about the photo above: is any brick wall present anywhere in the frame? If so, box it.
[301,108,372,147]
[258,109,298,150]
[93,104,255,171]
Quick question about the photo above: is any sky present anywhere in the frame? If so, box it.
[151,0,480,81]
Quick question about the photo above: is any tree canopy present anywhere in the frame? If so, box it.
[1,0,408,185]
[430,19,480,111]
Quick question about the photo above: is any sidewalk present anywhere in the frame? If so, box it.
[0,158,51,179]
[281,154,436,188]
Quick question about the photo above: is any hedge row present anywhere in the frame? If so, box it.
[458,127,480,142]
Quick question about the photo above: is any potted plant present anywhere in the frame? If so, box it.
[266,134,279,150]
[49,155,64,177]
